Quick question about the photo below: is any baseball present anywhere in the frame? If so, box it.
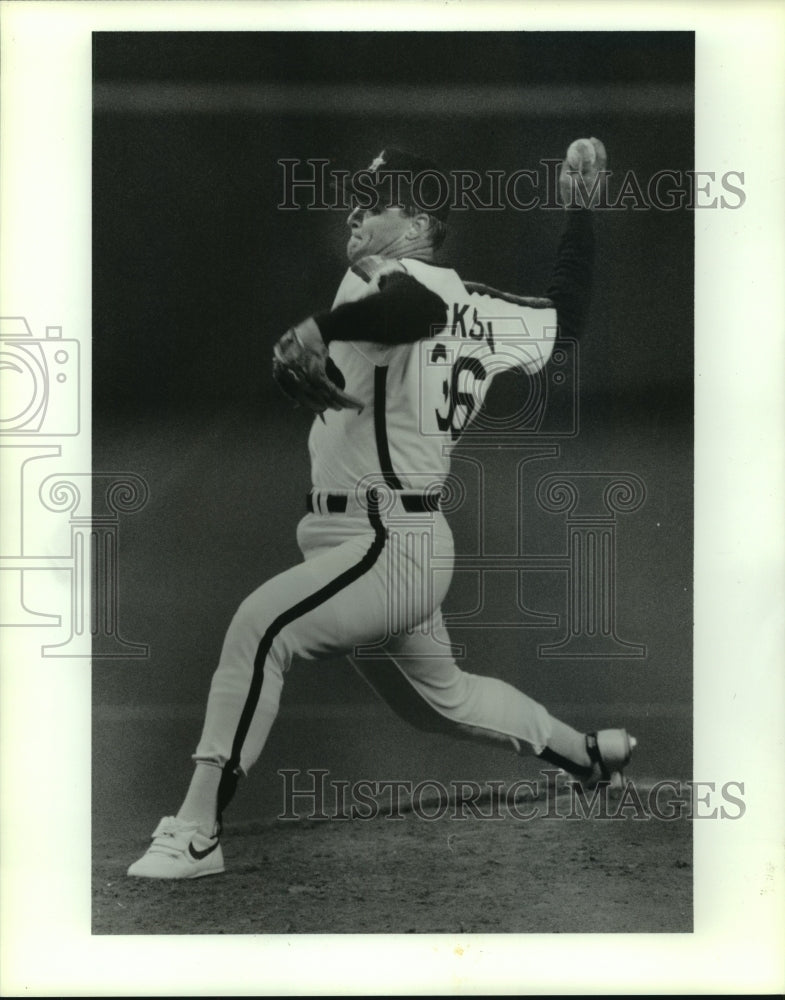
[566,138,596,170]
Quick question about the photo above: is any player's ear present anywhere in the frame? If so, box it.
[407,212,431,239]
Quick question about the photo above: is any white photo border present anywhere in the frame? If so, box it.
[1,1,783,995]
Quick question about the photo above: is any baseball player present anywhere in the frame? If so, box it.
[129,139,636,879]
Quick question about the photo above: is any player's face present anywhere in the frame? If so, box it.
[346,204,413,263]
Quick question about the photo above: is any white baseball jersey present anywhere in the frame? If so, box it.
[308,256,558,491]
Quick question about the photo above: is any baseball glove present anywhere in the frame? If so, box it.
[272,318,364,415]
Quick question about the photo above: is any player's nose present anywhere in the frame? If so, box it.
[347,206,362,228]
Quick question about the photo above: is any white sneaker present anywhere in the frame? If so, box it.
[127,816,224,879]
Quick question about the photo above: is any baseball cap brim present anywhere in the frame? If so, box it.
[334,147,450,222]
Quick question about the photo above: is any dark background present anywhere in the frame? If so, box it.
[92,32,693,835]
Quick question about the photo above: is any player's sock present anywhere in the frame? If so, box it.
[176,760,222,834]
[536,717,592,776]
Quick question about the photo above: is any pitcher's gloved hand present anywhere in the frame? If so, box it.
[272,318,364,414]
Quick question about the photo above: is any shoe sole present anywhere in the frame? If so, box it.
[127,863,225,879]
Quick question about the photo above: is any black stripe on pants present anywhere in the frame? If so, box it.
[216,502,387,825]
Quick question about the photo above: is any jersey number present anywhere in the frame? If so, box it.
[435,354,488,441]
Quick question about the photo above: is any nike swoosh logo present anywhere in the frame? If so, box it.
[188,838,219,861]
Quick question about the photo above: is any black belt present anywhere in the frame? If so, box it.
[306,491,444,514]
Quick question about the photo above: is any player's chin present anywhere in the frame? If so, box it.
[346,238,366,263]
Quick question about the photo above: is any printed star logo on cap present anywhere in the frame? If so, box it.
[368,152,387,173]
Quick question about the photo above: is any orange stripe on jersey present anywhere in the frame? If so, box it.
[464,281,554,309]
